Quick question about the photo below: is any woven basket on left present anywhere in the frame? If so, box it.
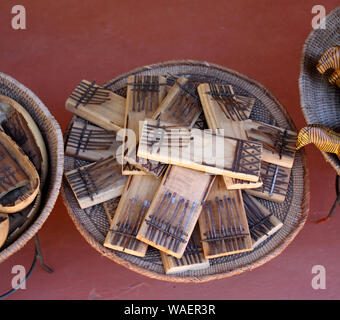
[0,72,64,263]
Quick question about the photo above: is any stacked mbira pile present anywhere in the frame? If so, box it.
[64,75,297,274]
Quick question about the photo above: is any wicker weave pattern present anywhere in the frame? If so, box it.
[299,6,340,174]
[62,61,309,282]
[0,73,64,263]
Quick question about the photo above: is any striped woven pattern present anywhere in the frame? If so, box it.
[299,6,340,174]
[297,124,340,158]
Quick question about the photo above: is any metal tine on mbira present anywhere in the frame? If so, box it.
[144,190,172,242]
[200,184,252,259]
[247,125,296,160]
[64,156,127,209]
[65,118,118,161]
[129,75,161,113]
[104,174,160,257]
[69,80,111,107]
[160,226,209,274]
[122,75,168,175]
[247,161,291,203]
[107,197,150,253]
[152,77,202,128]
[143,191,198,253]
[137,165,215,258]
[242,192,283,247]
[171,201,197,253]
[65,80,126,132]
[207,83,250,121]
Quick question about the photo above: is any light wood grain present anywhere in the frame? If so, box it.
[137,165,215,258]
[122,75,168,175]
[152,77,202,127]
[104,175,160,257]
[137,119,262,182]
[65,80,126,132]
[243,192,283,247]
[65,118,120,162]
[198,83,255,125]
[246,161,291,203]
[124,77,202,178]
[64,156,128,209]
[199,83,297,169]
[160,226,209,274]
[198,176,253,259]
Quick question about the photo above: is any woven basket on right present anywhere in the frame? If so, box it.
[299,6,340,175]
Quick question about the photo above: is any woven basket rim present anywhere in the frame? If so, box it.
[298,6,340,175]
[0,72,64,263]
[62,60,310,282]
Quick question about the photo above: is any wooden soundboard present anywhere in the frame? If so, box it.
[64,156,128,209]
[65,118,119,162]
[136,165,215,259]
[104,175,160,257]
[242,192,283,247]
[160,226,209,274]
[198,176,253,259]
[246,161,292,203]
[124,77,202,178]
[122,75,168,175]
[137,119,262,182]
[65,80,126,132]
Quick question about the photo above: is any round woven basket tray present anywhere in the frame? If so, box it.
[299,6,340,175]
[0,72,64,263]
[62,60,309,282]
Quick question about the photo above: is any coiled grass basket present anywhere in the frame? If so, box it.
[0,72,64,263]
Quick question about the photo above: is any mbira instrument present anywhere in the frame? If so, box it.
[104,175,160,257]
[65,117,120,162]
[122,75,168,175]
[136,165,215,259]
[65,80,126,131]
[198,84,297,168]
[0,94,48,188]
[197,83,255,123]
[246,161,292,203]
[198,176,253,259]
[160,226,209,274]
[0,131,40,213]
[316,45,340,87]
[124,77,202,178]
[242,192,283,247]
[64,156,127,209]
[152,77,202,127]
[138,119,263,182]
[199,82,297,199]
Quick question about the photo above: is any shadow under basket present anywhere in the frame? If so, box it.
[62,60,310,283]
[299,6,340,175]
[0,72,64,264]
